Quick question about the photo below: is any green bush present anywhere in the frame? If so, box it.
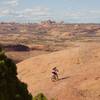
[0,47,32,100]
[33,93,47,100]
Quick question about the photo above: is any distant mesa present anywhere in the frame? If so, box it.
[41,20,56,25]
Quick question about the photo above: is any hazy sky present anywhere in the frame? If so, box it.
[0,0,100,23]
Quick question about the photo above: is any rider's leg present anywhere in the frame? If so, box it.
[54,73,58,80]
[56,74,58,80]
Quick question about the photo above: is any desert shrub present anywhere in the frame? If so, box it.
[0,47,32,100]
[33,93,47,100]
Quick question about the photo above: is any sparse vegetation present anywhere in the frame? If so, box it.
[33,93,47,100]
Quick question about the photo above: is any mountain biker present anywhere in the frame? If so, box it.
[52,67,59,80]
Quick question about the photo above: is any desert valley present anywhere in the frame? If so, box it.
[0,21,100,100]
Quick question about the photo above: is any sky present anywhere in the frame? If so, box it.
[0,0,100,23]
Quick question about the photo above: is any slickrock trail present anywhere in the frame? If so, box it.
[17,42,100,100]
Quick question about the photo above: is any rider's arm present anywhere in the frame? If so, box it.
[56,69,59,72]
